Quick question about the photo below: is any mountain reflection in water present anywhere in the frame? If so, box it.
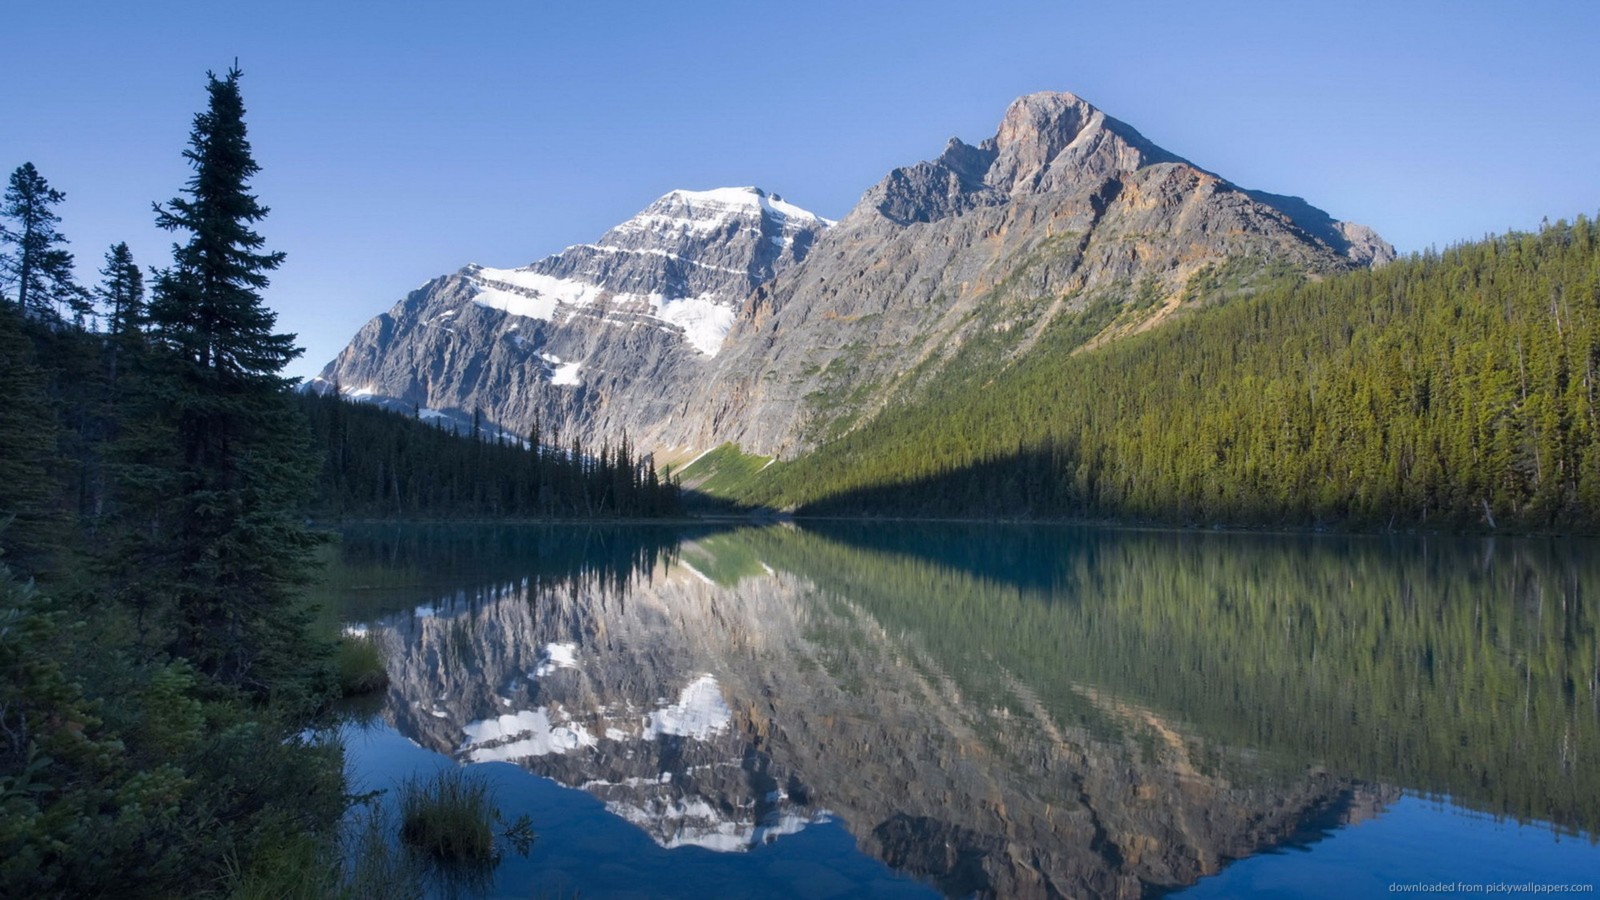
[327,523,1600,898]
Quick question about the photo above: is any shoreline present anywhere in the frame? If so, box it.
[309,511,1600,541]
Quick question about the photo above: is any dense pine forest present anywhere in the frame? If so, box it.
[717,219,1600,530]
[298,390,678,519]
[0,67,674,898]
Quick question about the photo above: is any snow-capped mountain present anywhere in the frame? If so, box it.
[318,91,1393,461]
[467,187,830,358]
[312,186,830,442]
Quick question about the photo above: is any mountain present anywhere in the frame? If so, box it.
[675,91,1393,457]
[317,91,1392,461]
[313,186,830,442]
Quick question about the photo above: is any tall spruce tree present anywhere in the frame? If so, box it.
[99,242,144,337]
[0,162,90,322]
[98,242,144,388]
[124,67,322,694]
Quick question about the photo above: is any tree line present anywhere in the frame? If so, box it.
[299,390,678,519]
[746,219,1600,531]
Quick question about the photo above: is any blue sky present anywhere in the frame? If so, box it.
[4,0,1598,380]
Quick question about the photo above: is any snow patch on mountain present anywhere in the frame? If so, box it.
[472,283,560,321]
[460,706,597,762]
[471,267,609,320]
[668,186,835,227]
[643,674,731,740]
[657,294,737,357]
[539,353,583,386]
[614,187,833,242]
[533,642,579,676]
[552,362,582,386]
[472,268,738,356]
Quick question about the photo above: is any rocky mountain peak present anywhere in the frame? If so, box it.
[986,90,1180,195]
[698,90,1395,458]
[599,186,829,256]
[312,183,830,439]
[855,90,1184,226]
[651,186,829,226]
[991,91,1096,162]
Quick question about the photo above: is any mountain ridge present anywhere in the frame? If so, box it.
[316,90,1394,460]
[669,90,1393,457]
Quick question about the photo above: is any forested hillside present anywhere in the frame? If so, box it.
[726,218,1600,531]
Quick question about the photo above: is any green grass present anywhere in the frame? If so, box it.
[342,806,425,900]
[677,443,779,502]
[335,634,389,696]
[223,806,423,900]
[397,768,496,863]
[224,831,341,900]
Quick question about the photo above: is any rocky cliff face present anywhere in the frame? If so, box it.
[318,91,1394,458]
[364,529,1389,897]
[312,187,829,441]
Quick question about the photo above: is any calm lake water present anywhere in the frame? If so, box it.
[319,522,1600,898]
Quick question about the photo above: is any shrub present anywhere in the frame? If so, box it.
[335,634,388,696]
[397,768,495,863]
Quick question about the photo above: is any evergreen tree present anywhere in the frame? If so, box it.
[98,242,145,387]
[0,162,90,322]
[98,242,144,337]
[122,67,321,694]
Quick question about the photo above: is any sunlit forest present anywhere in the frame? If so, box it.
[733,219,1600,530]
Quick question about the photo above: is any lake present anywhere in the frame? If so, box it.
[320,522,1600,898]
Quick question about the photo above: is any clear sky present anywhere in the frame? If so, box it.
[4,0,1598,380]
